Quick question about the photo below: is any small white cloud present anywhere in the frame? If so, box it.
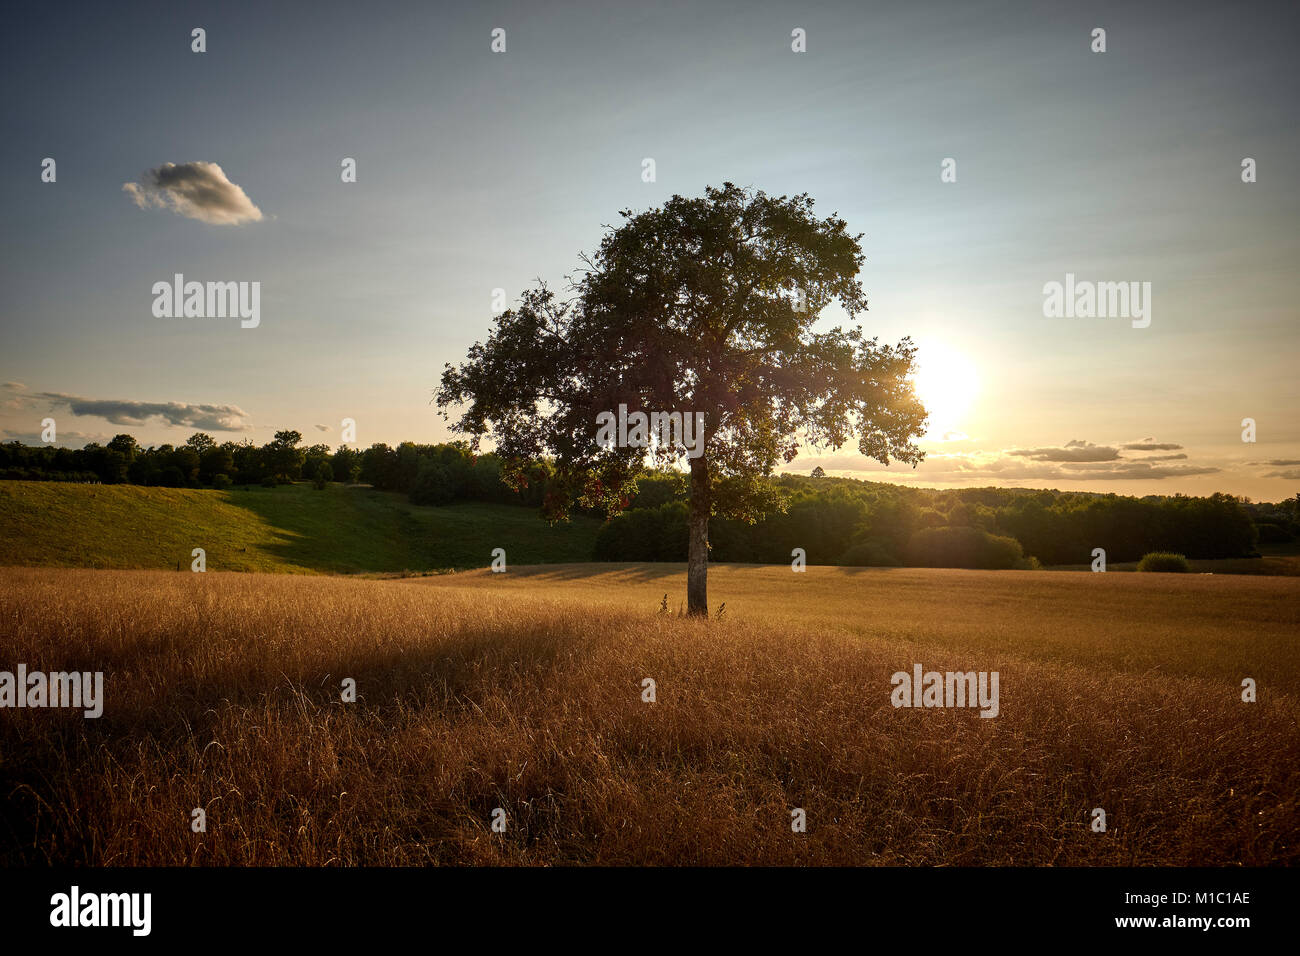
[123,161,263,225]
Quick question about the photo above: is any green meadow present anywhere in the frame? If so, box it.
[0,480,600,574]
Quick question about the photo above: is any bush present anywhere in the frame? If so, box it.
[593,502,688,561]
[839,538,900,567]
[903,525,1026,570]
[311,460,333,490]
[625,473,686,510]
[211,473,233,489]
[409,461,456,506]
[260,475,279,488]
[1136,552,1191,572]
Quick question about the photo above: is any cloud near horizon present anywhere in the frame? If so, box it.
[1122,439,1184,451]
[1008,440,1119,463]
[797,436,1223,484]
[1,384,252,431]
[123,161,263,225]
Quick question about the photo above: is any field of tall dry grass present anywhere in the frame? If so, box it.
[1,564,1296,865]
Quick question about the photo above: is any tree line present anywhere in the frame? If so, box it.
[0,432,544,505]
[2,435,1295,568]
[594,473,1297,567]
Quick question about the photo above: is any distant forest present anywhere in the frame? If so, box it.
[3,432,1297,569]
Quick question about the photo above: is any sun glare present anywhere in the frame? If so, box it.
[912,343,980,440]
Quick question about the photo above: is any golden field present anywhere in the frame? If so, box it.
[0,563,1296,865]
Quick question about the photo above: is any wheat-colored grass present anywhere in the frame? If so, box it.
[0,565,1295,865]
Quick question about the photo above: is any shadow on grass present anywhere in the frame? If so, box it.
[224,485,601,574]
[493,562,687,583]
[477,561,904,583]
[0,622,599,862]
[222,484,418,573]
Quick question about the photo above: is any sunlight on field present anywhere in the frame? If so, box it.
[1,565,1296,865]
[412,563,1300,686]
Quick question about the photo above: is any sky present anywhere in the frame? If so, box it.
[1,0,1297,500]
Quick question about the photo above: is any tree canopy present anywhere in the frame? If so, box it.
[439,183,929,614]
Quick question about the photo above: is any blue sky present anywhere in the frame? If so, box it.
[2,0,1297,498]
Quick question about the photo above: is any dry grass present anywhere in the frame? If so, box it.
[0,564,1296,866]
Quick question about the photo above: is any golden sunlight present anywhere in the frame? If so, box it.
[912,342,980,440]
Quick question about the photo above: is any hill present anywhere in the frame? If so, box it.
[0,480,599,573]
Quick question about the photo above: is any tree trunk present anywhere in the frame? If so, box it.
[687,455,710,616]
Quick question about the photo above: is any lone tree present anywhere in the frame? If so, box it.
[437,183,926,615]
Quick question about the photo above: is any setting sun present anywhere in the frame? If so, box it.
[912,343,980,439]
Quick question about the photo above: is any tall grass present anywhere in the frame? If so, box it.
[1,566,1296,865]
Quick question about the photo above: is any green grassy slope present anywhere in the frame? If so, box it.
[0,481,600,573]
